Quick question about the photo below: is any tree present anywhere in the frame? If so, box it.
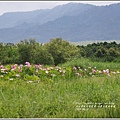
[34,47,54,65]
[17,39,37,64]
[45,37,80,65]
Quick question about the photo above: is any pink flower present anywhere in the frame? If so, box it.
[73,66,77,71]
[103,69,110,76]
[62,74,65,76]
[16,74,20,77]
[76,73,82,76]
[36,69,38,73]
[25,62,31,68]
[92,69,96,74]
[0,65,4,69]
[19,69,22,72]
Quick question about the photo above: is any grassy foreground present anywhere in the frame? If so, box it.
[0,59,120,118]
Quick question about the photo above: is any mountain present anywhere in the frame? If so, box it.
[0,3,94,29]
[0,3,120,43]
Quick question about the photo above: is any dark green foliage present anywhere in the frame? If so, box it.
[0,43,19,64]
[34,47,54,65]
[77,41,120,62]
[0,38,79,65]
[0,39,120,65]
[45,37,80,65]
[16,39,55,65]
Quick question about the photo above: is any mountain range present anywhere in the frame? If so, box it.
[0,2,120,43]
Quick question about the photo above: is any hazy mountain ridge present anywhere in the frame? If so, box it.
[0,3,120,43]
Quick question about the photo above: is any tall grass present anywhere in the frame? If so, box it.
[60,58,120,70]
[0,74,120,118]
[0,58,120,118]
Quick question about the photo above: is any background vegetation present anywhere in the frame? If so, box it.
[0,38,120,65]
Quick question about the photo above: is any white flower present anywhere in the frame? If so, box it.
[9,78,13,81]
[0,75,4,78]
[27,81,33,83]
[51,74,56,77]
[111,72,116,74]
[117,71,120,74]
[45,71,49,74]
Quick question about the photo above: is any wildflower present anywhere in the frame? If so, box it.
[89,72,92,75]
[5,68,8,71]
[116,71,120,74]
[92,69,96,74]
[45,71,49,74]
[11,64,17,70]
[59,70,62,73]
[36,69,38,73]
[19,64,23,69]
[98,70,102,73]
[0,65,4,69]
[1,68,6,73]
[73,66,77,71]
[14,64,18,67]
[106,69,109,74]
[63,70,66,73]
[62,74,65,76]
[27,81,33,83]
[36,80,40,83]
[25,62,31,68]
[111,72,116,74]
[47,68,50,71]
[0,75,4,78]
[50,67,54,70]
[51,74,56,77]
[20,64,23,67]
[103,70,106,73]
[16,74,20,77]
[9,78,13,81]
[19,69,22,72]
[78,67,81,69]
[25,62,30,65]
[76,73,82,76]
[103,69,110,76]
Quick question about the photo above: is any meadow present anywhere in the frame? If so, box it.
[0,58,120,118]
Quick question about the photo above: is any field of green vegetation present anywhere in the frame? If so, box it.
[0,38,120,118]
[0,58,120,118]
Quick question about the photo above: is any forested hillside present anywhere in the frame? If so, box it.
[0,3,120,43]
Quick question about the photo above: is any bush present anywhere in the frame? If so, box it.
[45,37,80,65]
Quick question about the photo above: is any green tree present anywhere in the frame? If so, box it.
[34,47,54,65]
[45,37,80,65]
[17,39,37,64]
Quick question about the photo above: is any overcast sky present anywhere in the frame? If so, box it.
[0,1,120,15]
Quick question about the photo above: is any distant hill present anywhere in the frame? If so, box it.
[0,3,120,43]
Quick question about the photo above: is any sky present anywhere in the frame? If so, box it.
[0,1,120,15]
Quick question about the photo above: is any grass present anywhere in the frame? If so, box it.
[0,58,120,118]
[61,58,120,70]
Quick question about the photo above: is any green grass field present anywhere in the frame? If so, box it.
[0,58,120,118]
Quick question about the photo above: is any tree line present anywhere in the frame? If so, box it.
[78,41,120,62]
[0,38,79,65]
[0,38,120,65]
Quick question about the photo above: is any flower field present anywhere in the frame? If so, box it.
[0,59,120,118]
[1,61,120,83]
